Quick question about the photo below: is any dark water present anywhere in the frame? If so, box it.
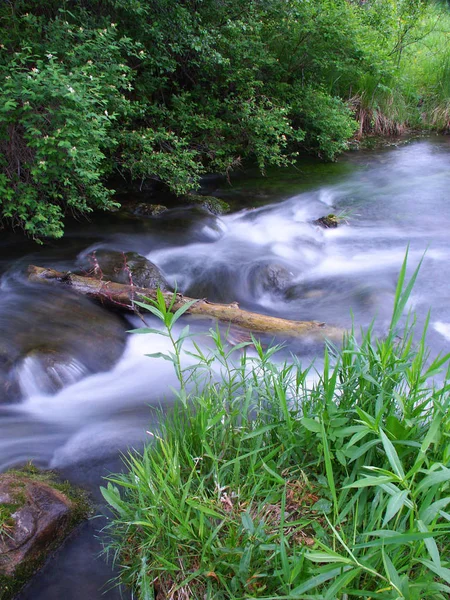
[2,136,450,598]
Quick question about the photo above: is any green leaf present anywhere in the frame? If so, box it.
[416,467,450,495]
[301,417,322,433]
[171,299,198,325]
[344,438,380,462]
[242,424,279,439]
[100,484,126,516]
[419,559,450,585]
[145,352,174,361]
[380,429,405,480]
[133,299,165,321]
[383,489,409,526]
[390,248,424,333]
[321,421,338,513]
[382,548,402,594]
[128,327,169,336]
[324,567,361,600]
[355,531,447,548]
[421,497,450,525]
[241,511,255,535]
[262,462,285,484]
[185,499,223,518]
[345,475,397,489]
[305,551,353,565]
[138,557,155,600]
[417,519,441,567]
[290,565,352,595]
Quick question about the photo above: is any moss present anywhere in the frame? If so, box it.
[0,504,19,532]
[132,203,168,217]
[313,213,340,228]
[183,193,230,215]
[6,462,91,525]
[0,463,91,600]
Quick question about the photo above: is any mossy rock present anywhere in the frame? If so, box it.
[130,203,168,217]
[0,465,89,600]
[183,194,230,216]
[313,214,340,229]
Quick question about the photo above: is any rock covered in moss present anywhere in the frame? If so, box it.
[313,214,340,228]
[183,194,230,215]
[0,467,88,600]
[130,203,168,217]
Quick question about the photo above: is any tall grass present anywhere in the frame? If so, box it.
[101,258,450,599]
[351,1,450,135]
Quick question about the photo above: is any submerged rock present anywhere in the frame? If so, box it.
[77,249,169,290]
[248,263,294,296]
[0,466,88,600]
[285,284,327,302]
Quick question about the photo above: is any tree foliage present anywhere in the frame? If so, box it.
[0,0,448,239]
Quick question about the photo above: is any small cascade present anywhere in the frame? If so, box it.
[16,354,88,398]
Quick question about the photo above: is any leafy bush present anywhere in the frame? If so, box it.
[1,0,449,238]
[0,15,135,238]
[101,258,450,599]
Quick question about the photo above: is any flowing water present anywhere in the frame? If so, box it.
[1,136,450,598]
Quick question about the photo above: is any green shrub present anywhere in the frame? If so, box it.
[1,1,449,238]
[0,13,139,239]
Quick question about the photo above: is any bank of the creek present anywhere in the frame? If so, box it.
[1,136,450,599]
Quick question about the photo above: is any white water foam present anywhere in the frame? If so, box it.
[19,326,184,424]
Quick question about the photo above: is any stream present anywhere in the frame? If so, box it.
[1,136,450,598]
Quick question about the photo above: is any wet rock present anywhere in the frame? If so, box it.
[248,263,294,296]
[15,352,87,398]
[156,207,226,242]
[0,467,88,599]
[313,214,340,228]
[0,288,127,402]
[0,353,21,403]
[285,284,327,302]
[183,194,230,216]
[0,373,22,404]
[77,249,169,290]
[128,203,168,218]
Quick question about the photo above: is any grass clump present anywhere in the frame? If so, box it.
[101,259,450,599]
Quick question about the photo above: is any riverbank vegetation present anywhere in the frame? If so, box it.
[1,0,450,239]
[102,258,450,599]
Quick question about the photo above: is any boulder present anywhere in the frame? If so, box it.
[0,287,127,402]
[0,353,20,403]
[183,194,230,216]
[77,249,169,290]
[0,468,88,599]
[248,263,294,296]
[128,203,168,218]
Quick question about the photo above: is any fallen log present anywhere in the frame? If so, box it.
[27,265,343,340]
